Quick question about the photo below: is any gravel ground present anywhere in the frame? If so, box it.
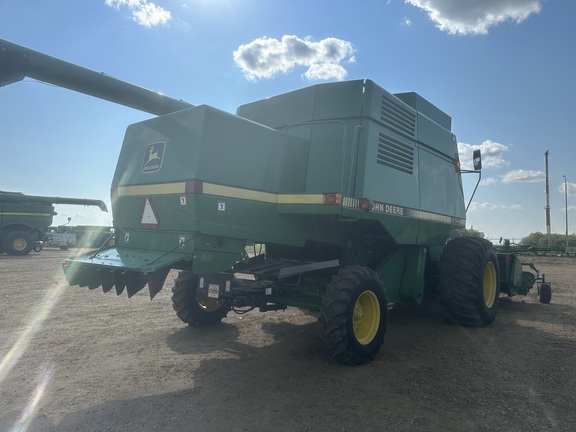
[0,250,575,431]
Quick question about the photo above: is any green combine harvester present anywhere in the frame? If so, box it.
[0,39,551,364]
[0,191,107,255]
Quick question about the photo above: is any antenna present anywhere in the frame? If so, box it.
[545,150,551,246]
[565,175,569,247]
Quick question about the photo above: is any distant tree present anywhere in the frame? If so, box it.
[520,232,544,246]
[449,227,485,239]
[520,232,576,247]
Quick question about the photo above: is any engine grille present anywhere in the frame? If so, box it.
[377,133,414,175]
[380,96,416,138]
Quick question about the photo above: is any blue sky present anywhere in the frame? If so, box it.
[1,0,575,241]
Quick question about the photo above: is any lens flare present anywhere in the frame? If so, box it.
[9,369,52,432]
[0,281,65,383]
[0,279,66,432]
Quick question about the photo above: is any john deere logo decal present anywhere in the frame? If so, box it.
[142,142,165,173]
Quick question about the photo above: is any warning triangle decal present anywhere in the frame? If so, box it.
[141,197,159,228]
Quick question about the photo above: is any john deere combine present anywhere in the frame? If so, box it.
[0,191,107,255]
[1,39,548,364]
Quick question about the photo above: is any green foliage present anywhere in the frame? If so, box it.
[449,227,485,240]
[520,232,576,247]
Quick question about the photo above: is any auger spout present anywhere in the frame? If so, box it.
[0,38,193,115]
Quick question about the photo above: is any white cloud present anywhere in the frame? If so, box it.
[560,182,576,197]
[501,169,544,183]
[458,140,509,170]
[480,177,498,186]
[105,0,171,27]
[468,202,523,212]
[468,202,498,211]
[405,0,542,35]
[233,35,355,81]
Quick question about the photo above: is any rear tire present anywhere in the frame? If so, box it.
[3,231,34,256]
[319,266,388,365]
[171,271,229,327]
[538,283,552,304]
[439,237,500,326]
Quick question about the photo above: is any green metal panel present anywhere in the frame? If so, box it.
[394,92,452,131]
[376,245,426,303]
[237,80,366,197]
[357,120,419,209]
[236,80,365,127]
[418,149,466,220]
[0,202,54,231]
[113,105,309,194]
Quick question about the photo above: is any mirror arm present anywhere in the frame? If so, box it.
[464,170,481,213]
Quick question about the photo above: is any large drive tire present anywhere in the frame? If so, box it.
[538,283,552,304]
[171,271,229,327]
[439,237,500,327]
[319,266,388,365]
[3,231,34,256]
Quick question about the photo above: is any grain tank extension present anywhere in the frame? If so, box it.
[1,39,503,364]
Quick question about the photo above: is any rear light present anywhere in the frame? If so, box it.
[186,180,203,194]
[360,198,371,211]
[324,193,342,205]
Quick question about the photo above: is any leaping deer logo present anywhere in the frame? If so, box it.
[142,142,165,173]
[147,146,161,164]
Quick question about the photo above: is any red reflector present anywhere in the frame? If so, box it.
[324,193,342,205]
[360,198,371,211]
[185,180,203,194]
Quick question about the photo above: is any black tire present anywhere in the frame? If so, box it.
[539,283,552,304]
[439,237,500,327]
[319,266,388,365]
[171,271,229,327]
[3,230,34,256]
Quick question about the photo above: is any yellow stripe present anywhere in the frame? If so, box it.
[116,182,186,196]
[203,183,277,203]
[0,212,53,217]
[277,194,325,204]
[115,181,327,205]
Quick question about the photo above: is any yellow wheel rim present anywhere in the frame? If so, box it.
[483,261,497,308]
[353,290,380,345]
[13,238,27,251]
[196,289,221,312]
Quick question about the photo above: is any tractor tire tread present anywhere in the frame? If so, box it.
[319,266,387,366]
[171,271,228,327]
[439,237,499,327]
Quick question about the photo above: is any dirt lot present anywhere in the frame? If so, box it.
[0,250,575,432]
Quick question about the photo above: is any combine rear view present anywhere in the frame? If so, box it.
[1,39,550,364]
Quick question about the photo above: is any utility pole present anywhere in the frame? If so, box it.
[545,150,551,246]
[565,175,569,247]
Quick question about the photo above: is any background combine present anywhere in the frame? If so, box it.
[0,39,550,365]
[0,190,107,255]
